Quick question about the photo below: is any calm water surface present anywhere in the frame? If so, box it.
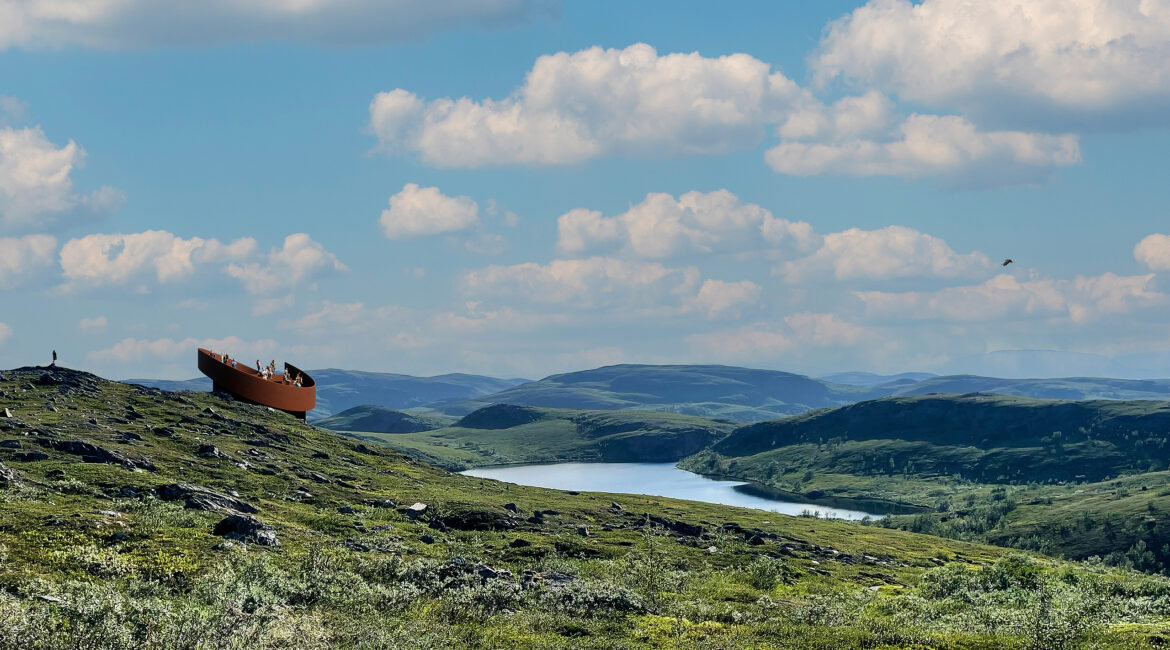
[461,462,881,520]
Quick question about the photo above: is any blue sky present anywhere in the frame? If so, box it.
[1,0,1169,380]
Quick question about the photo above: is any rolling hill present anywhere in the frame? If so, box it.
[680,393,1170,570]
[430,364,879,421]
[347,404,738,470]
[314,404,456,433]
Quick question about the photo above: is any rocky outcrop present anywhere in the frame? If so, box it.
[42,439,155,471]
[212,514,279,546]
[156,483,257,514]
[0,461,20,485]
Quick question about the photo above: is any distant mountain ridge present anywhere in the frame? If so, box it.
[428,364,877,421]
[130,364,1170,424]
[127,369,528,419]
[819,371,937,386]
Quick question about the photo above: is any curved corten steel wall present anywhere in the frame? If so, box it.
[197,348,316,419]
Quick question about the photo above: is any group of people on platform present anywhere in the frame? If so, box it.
[211,351,304,387]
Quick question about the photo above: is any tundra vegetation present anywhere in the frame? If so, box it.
[4,367,1170,648]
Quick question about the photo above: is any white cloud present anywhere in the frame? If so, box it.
[688,279,760,318]
[251,294,295,316]
[1135,234,1170,271]
[88,335,277,364]
[0,321,10,344]
[60,230,256,290]
[462,257,759,320]
[778,225,992,282]
[77,315,107,332]
[462,257,701,312]
[0,233,56,288]
[0,0,553,49]
[857,272,1163,324]
[287,301,368,331]
[432,306,569,333]
[0,126,121,232]
[813,0,1170,127]
[784,312,870,346]
[370,43,814,167]
[557,189,817,259]
[0,96,27,122]
[766,113,1080,184]
[379,183,479,239]
[686,312,871,359]
[225,233,346,294]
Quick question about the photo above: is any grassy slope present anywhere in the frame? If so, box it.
[315,404,456,433]
[341,404,738,470]
[679,394,1170,570]
[11,367,1170,646]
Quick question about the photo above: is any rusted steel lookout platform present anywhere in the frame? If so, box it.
[196,348,316,419]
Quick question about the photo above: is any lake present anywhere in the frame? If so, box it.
[461,462,884,520]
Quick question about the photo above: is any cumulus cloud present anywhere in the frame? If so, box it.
[1135,234,1170,271]
[686,312,872,359]
[784,312,870,346]
[812,0,1170,128]
[778,225,992,282]
[77,315,107,332]
[379,183,480,239]
[462,257,701,311]
[857,272,1164,324]
[688,279,760,318]
[88,335,277,364]
[0,126,122,232]
[556,189,817,259]
[0,0,554,49]
[0,321,10,344]
[0,234,56,288]
[60,230,256,290]
[224,233,346,294]
[766,113,1080,185]
[462,257,759,320]
[370,43,814,167]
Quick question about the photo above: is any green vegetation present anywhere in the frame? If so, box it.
[316,404,456,433]
[344,404,737,470]
[8,366,1170,646]
[680,394,1170,573]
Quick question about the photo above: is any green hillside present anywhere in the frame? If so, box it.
[7,366,1169,647]
[315,404,455,433]
[681,394,1170,572]
[433,364,876,421]
[351,404,738,470]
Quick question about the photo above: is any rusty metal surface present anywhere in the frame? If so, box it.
[197,348,316,417]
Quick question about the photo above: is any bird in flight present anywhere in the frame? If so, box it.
[1002,259,1014,267]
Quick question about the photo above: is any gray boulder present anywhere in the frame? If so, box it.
[157,483,257,514]
[212,514,279,546]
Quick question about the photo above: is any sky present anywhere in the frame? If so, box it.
[1,0,1169,381]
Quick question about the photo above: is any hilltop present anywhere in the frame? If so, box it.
[314,404,455,433]
[430,364,878,421]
